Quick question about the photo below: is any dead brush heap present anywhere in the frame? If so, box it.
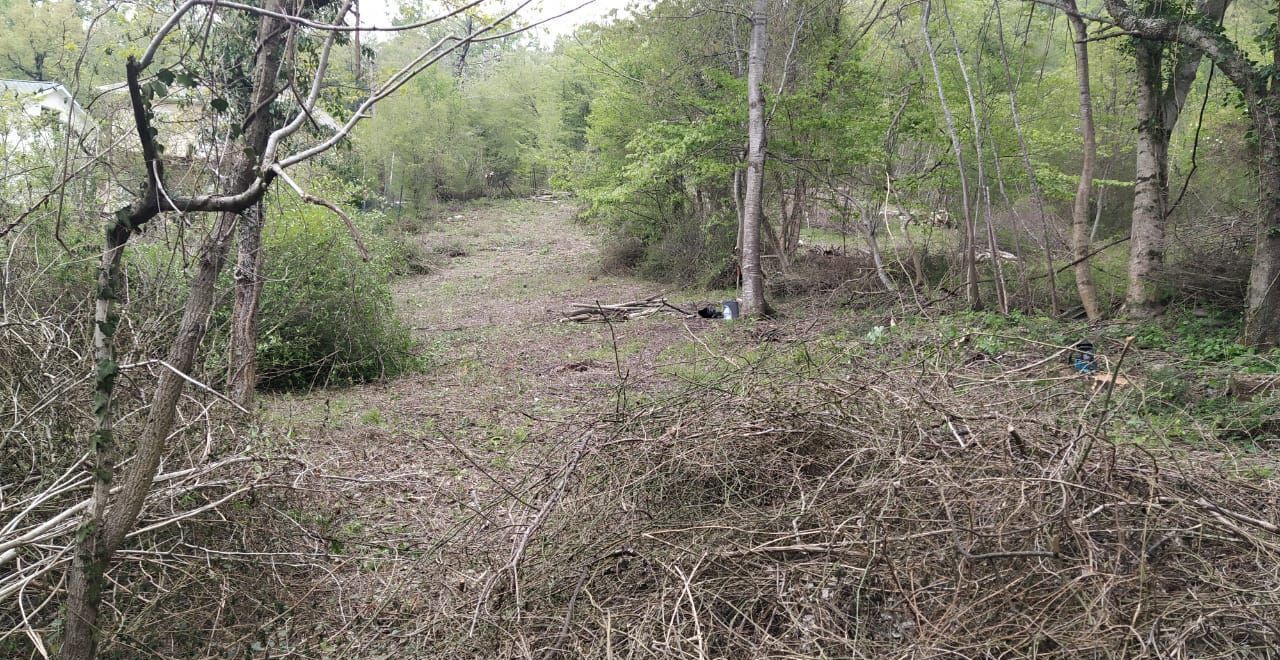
[448,336,1280,658]
[0,275,299,654]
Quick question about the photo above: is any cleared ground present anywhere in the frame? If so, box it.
[227,200,1280,658]
[252,199,747,654]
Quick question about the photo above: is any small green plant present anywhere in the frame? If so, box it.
[1238,465,1275,481]
[481,423,533,468]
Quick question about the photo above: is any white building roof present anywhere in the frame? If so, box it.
[0,79,62,95]
[0,78,98,139]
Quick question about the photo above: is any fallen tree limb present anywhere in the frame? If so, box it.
[559,295,691,323]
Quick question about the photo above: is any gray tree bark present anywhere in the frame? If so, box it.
[58,6,290,657]
[740,0,770,317]
[1246,125,1280,346]
[1102,0,1280,346]
[1126,41,1171,317]
[228,201,265,405]
[1065,0,1102,320]
[1124,0,1227,318]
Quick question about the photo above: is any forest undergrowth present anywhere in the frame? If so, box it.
[398,287,1280,658]
[5,202,1279,659]
[449,323,1280,658]
[290,202,1279,659]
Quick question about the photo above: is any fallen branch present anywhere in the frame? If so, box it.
[559,295,689,323]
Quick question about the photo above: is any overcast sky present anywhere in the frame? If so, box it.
[358,0,638,41]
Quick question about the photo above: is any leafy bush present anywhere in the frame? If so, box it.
[215,179,421,390]
[633,215,732,286]
[596,234,645,275]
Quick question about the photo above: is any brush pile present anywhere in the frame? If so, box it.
[559,295,689,323]
[433,337,1280,658]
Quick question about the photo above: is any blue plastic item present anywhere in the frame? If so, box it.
[1072,340,1097,373]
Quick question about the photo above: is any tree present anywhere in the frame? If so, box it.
[740,0,771,318]
[1065,0,1102,321]
[224,3,294,408]
[995,0,1059,312]
[0,0,83,81]
[223,2,378,405]
[1124,0,1228,318]
[62,3,296,654]
[921,0,981,310]
[1103,0,1280,346]
[227,194,266,406]
[942,0,1008,313]
[57,1,544,656]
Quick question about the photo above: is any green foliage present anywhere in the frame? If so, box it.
[562,0,846,282]
[1128,309,1280,370]
[227,177,421,390]
[353,44,566,207]
[0,0,83,81]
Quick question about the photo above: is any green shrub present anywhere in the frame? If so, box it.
[597,234,645,275]
[218,180,421,390]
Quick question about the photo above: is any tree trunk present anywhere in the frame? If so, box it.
[59,227,128,660]
[1236,4,1280,348]
[862,206,898,292]
[1243,106,1280,346]
[61,544,109,659]
[770,169,804,259]
[740,0,770,318]
[1065,1,1102,320]
[101,216,239,552]
[58,5,289,656]
[1100,0,1279,345]
[1125,41,1170,317]
[61,213,239,659]
[1125,0,1225,318]
[227,201,265,405]
[789,176,806,253]
[921,0,981,310]
[733,148,747,289]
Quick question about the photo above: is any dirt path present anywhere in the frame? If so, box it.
[272,198,697,426]
[260,200,724,647]
[385,198,706,414]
